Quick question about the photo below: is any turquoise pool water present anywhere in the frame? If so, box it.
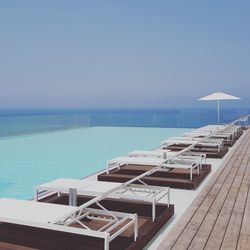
[0,126,191,199]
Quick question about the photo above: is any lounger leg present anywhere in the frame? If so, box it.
[152,198,156,222]
[134,214,138,241]
[106,161,109,174]
[34,188,38,201]
[168,187,170,207]
[190,168,193,181]
[69,188,77,206]
[104,236,110,250]
[72,188,77,206]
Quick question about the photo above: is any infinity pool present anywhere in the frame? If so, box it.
[0,126,191,199]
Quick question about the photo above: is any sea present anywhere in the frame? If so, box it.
[0,108,249,138]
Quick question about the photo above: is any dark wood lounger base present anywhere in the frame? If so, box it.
[199,138,235,147]
[235,130,243,139]
[98,164,211,190]
[227,131,243,145]
[0,195,174,250]
[165,145,229,158]
[224,140,236,147]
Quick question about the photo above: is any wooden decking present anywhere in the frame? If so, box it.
[158,129,250,250]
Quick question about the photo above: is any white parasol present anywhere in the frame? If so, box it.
[198,92,241,125]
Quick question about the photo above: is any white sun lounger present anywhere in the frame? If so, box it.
[200,125,241,138]
[128,150,167,159]
[107,156,167,174]
[183,130,232,141]
[199,124,240,133]
[35,179,170,221]
[161,137,223,151]
[196,128,235,137]
[107,155,201,182]
[0,198,138,250]
[162,136,223,144]
[127,150,206,165]
[127,151,202,181]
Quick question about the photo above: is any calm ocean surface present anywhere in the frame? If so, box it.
[0,108,249,137]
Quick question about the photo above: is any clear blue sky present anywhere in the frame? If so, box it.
[0,0,249,108]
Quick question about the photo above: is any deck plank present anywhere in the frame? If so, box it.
[237,185,250,250]
[157,130,250,250]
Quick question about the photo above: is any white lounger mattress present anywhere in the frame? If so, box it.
[37,178,169,201]
[199,124,240,131]
[128,150,205,159]
[184,131,231,137]
[108,156,166,166]
[128,150,167,158]
[38,179,122,196]
[0,198,76,224]
[163,137,221,145]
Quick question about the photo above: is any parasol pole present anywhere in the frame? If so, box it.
[217,99,220,127]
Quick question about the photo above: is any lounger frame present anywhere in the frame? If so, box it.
[127,150,206,166]
[35,181,170,222]
[161,137,224,152]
